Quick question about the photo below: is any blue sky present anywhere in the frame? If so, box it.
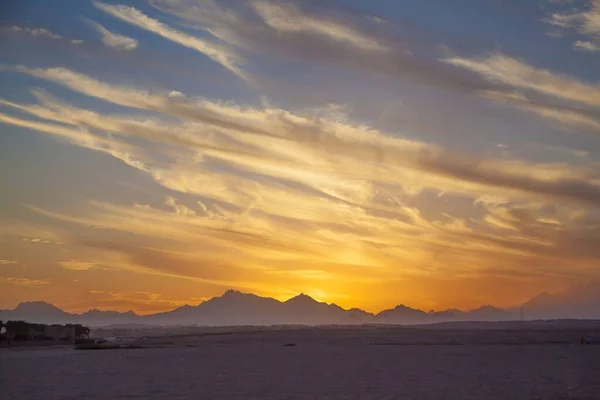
[1,0,600,314]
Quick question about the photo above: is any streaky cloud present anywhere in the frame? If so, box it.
[93,1,247,80]
[5,65,600,212]
[444,53,600,108]
[250,0,388,52]
[86,19,138,51]
[3,25,83,44]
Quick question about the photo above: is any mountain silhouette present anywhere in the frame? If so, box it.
[522,281,600,320]
[377,305,428,324]
[428,308,465,321]
[464,305,513,321]
[0,301,138,325]
[2,283,599,327]
[79,309,139,326]
[145,290,283,326]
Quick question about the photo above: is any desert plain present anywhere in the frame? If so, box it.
[2,323,600,400]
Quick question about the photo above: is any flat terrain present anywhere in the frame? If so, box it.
[1,326,599,399]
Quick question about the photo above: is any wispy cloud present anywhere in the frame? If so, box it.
[481,90,600,135]
[21,237,64,245]
[443,53,600,135]
[147,0,600,138]
[0,277,50,287]
[86,19,138,51]
[444,53,600,107]
[84,290,207,314]
[2,64,600,299]
[548,1,600,37]
[93,1,246,79]
[250,0,388,52]
[0,107,147,171]
[0,260,18,265]
[574,40,600,52]
[149,0,481,92]
[8,26,61,39]
[4,25,83,44]
[59,260,99,271]
[5,65,600,211]
[2,1,600,311]
[546,1,600,52]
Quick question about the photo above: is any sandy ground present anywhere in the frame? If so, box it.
[1,328,599,399]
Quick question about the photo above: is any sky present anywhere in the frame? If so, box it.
[1,0,600,315]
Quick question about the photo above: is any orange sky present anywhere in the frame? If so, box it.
[1,0,600,315]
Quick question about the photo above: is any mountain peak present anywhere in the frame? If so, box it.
[468,305,507,314]
[15,301,63,312]
[473,305,499,311]
[222,289,244,297]
[82,309,138,317]
[6,301,71,324]
[222,289,267,298]
[285,293,319,304]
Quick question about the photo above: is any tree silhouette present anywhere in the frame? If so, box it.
[3,321,91,342]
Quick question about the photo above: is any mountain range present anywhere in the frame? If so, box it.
[1,282,599,327]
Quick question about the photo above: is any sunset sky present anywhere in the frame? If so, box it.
[1,0,600,314]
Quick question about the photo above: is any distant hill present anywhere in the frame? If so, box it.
[522,281,600,320]
[2,282,599,327]
[0,301,72,325]
[0,301,139,326]
[464,305,515,321]
[428,308,465,321]
[377,305,429,324]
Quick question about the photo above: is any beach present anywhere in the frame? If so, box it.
[2,326,599,399]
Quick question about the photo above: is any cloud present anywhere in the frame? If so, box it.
[165,197,196,216]
[543,145,589,159]
[84,290,208,314]
[0,221,66,245]
[4,63,600,307]
[548,1,600,38]
[145,0,598,140]
[0,260,18,265]
[22,237,61,244]
[574,40,600,52]
[149,0,485,93]
[4,25,83,45]
[269,269,334,281]
[0,109,148,171]
[0,277,50,287]
[250,0,388,52]
[444,53,600,107]
[3,2,600,312]
[144,1,600,138]
[481,90,600,135]
[547,1,600,52]
[443,53,600,136]
[93,1,246,79]
[86,20,138,51]
[475,200,600,264]
[59,260,99,271]
[5,65,600,211]
[7,26,61,39]
[27,187,600,293]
